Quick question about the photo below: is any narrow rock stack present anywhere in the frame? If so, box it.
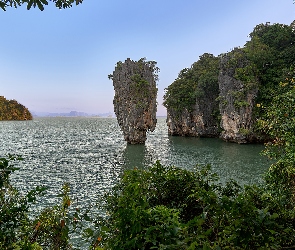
[110,58,158,144]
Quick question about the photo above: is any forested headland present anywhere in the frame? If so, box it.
[0,96,32,121]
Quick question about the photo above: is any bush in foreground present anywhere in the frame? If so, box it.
[91,161,295,250]
[0,155,78,249]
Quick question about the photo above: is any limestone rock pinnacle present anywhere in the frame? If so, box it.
[110,58,159,144]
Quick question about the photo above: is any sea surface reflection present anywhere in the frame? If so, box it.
[0,117,271,210]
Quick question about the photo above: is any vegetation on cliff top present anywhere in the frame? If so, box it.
[163,53,219,118]
[244,22,295,118]
[0,96,32,121]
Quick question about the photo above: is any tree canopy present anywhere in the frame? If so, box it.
[163,53,219,115]
[0,0,83,11]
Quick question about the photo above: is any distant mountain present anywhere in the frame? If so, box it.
[32,111,114,118]
[0,96,32,121]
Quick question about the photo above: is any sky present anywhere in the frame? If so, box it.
[1,0,295,116]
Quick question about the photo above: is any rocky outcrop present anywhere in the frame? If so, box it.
[111,58,158,144]
[167,89,220,137]
[165,53,220,137]
[218,49,258,143]
[164,49,259,143]
[0,96,32,121]
[167,109,198,137]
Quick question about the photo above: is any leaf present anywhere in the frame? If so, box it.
[101,226,110,232]
[27,0,34,10]
[0,2,6,11]
[39,0,48,5]
[36,0,44,11]
[83,227,94,237]
[270,213,279,219]
[83,214,91,221]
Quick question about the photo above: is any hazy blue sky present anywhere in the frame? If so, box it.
[1,0,294,116]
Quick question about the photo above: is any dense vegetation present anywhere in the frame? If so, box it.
[93,164,294,249]
[0,96,32,121]
[163,53,219,118]
[238,22,295,123]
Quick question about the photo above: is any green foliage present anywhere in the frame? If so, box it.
[0,154,85,249]
[130,74,149,87]
[130,73,150,101]
[91,161,295,249]
[131,59,158,110]
[0,96,32,121]
[234,100,249,108]
[137,57,160,82]
[30,183,73,249]
[0,154,46,249]
[163,53,219,118]
[246,22,295,118]
[0,0,83,11]
[223,47,259,95]
[258,68,295,195]
[239,128,251,136]
[234,64,258,84]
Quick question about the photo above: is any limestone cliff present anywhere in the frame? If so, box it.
[164,50,258,143]
[218,48,258,143]
[164,53,220,137]
[0,96,32,121]
[166,91,220,137]
[110,58,158,144]
[166,108,198,137]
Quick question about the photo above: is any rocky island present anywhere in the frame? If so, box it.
[109,58,159,144]
[0,96,32,121]
[164,21,295,143]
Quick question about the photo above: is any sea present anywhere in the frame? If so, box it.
[0,117,272,247]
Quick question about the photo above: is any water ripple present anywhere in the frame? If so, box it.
[0,117,271,216]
